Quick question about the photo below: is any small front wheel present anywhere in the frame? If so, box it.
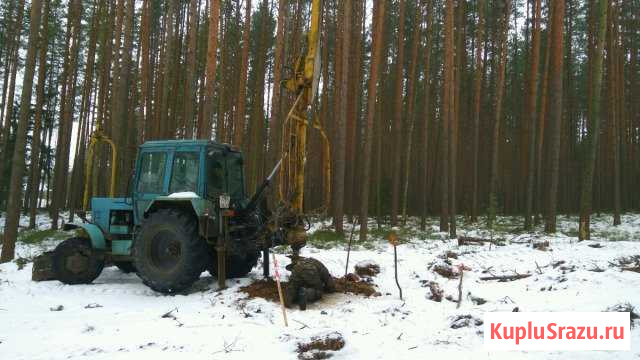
[52,237,105,285]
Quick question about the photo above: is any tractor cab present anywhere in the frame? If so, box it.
[131,140,247,223]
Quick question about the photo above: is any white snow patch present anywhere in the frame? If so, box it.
[0,213,639,359]
[167,192,199,199]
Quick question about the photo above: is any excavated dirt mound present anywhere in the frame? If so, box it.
[333,277,380,297]
[240,276,379,302]
[297,332,345,359]
[240,278,284,303]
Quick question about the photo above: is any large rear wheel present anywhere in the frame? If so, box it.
[134,209,208,293]
[52,237,105,285]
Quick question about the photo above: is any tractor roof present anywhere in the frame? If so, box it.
[140,140,239,152]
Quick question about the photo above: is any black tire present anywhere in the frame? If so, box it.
[134,209,208,293]
[114,261,136,273]
[207,251,259,278]
[52,237,104,285]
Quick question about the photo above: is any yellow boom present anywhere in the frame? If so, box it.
[279,0,330,216]
[82,127,118,211]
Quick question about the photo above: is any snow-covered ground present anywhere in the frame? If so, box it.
[1,213,639,359]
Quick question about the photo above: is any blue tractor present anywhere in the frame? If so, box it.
[51,139,295,293]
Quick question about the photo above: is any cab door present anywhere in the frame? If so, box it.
[133,150,171,222]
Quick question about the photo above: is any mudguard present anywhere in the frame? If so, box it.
[62,223,107,250]
[144,194,208,217]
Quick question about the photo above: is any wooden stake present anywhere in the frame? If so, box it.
[394,244,403,301]
[456,265,464,309]
[272,253,288,327]
[388,232,403,301]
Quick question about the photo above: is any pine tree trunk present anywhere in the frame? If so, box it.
[159,0,176,138]
[390,0,405,226]
[333,0,351,234]
[544,0,565,233]
[440,0,454,232]
[183,0,199,139]
[609,3,621,226]
[578,0,608,240]
[534,18,552,225]
[0,0,26,191]
[359,0,385,242]
[0,0,18,127]
[0,0,42,263]
[268,0,287,175]
[489,0,512,209]
[420,3,434,230]
[401,4,422,224]
[233,0,251,147]
[524,0,542,230]
[201,0,220,140]
[139,0,151,142]
[27,0,50,229]
[51,0,83,229]
[470,0,485,223]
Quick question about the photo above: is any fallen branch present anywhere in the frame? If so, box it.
[480,274,531,282]
[212,337,241,355]
[161,307,183,327]
[293,319,309,330]
[457,236,503,246]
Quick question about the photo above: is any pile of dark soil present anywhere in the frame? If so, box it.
[297,332,345,360]
[432,264,459,279]
[240,278,283,302]
[240,276,380,302]
[334,276,380,297]
[354,261,380,277]
[612,255,640,273]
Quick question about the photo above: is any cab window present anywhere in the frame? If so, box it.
[226,153,245,200]
[207,151,225,196]
[169,152,200,193]
[137,152,167,193]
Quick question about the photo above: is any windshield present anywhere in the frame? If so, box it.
[137,152,167,193]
